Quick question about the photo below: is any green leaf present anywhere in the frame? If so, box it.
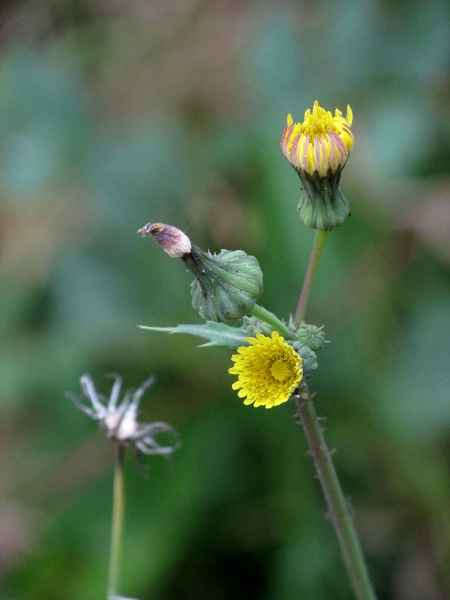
[139,321,249,349]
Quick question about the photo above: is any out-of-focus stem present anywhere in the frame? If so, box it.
[107,444,125,600]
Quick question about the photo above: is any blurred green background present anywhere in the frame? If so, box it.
[1,0,450,598]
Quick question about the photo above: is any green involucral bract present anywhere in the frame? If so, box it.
[291,341,318,378]
[183,247,263,324]
[296,168,350,231]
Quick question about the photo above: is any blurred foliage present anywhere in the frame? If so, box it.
[0,0,450,599]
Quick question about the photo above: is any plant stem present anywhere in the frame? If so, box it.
[294,229,329,327]
[296,385,376,600]
[107,444,125,600]
[250,304,294,340]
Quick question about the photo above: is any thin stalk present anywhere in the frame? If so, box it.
[250,304,293,340]
[294,229,329,327]
[107,444,125,600]
[296,385,376,600]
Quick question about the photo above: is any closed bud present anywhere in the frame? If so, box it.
[242,316,274,337]
[183,247,263,324]
[292,342,318,378]
[296,323,326,351]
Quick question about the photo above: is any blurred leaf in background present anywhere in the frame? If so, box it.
[0,0,449,599]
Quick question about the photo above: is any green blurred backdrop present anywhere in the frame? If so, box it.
[1,0,450,598]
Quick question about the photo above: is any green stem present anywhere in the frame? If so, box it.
[296,385,376,600]
[294,229,329,327]
[250,304,294,340]
[107,444,125,600]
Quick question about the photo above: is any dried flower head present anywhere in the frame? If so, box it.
[229,331,303,409]
[67,375,179,458]
[138,222,192,257]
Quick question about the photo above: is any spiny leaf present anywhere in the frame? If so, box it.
[139,321,249,349]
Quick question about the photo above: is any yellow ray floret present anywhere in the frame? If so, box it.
[281,100,354,177]
[229,331,303,409]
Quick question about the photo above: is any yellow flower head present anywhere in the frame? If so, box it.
[229,331,303,409]
[281,101,354,178]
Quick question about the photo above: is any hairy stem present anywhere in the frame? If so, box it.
[296,385,376,600]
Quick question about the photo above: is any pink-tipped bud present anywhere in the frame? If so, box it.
[138,222,192,258]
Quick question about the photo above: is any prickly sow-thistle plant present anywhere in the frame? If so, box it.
[140,101,377,600]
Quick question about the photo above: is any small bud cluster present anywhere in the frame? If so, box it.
[137,102,353,406]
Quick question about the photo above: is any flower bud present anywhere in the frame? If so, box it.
[292,342,318,378]
[183,247,263,324]
[242,316,274,338]
[138,222,192,257]
[296,323,326,351]
[281,101,354,230]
